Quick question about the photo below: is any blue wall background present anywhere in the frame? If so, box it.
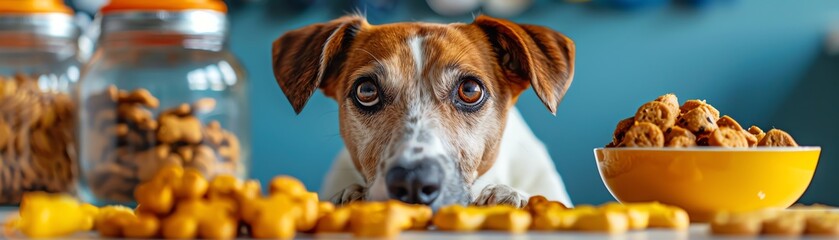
[228,0,839,205]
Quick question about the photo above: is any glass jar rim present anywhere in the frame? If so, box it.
[99,10,227,38]
[0,13,79,39]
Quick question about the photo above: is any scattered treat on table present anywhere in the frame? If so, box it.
[600,202,650,230]
[635,202,690,229]
[8,166,698,238]
[527,200,687,233]
[433,205,531,233]
[710,211,765,235]
[0,74,77,204]
[84,85,243,203]
[762,212,806,236]
[3,192,98,238]
[710,205,839,237]
[607,93,799,148]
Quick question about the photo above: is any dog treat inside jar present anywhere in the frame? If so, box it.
[77,0,249,205]
[0,0,81,205]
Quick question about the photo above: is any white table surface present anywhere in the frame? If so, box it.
[2,207,837,239]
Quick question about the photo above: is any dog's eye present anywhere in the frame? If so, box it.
[452,77,487,112]
[457,78,483,105]
[355,78,380,107]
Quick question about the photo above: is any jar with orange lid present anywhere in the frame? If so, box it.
[0,0,81,205]
[77,0,250,205]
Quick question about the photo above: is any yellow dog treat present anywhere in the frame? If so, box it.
[600,203,650,230]
[525,195,568,214]
[634,202,689,229]
[710,211,764,235]
[95,206,161,238]
[762,212,806,236]
[242,195,305,238]
[805,212,839,236]
[160,198,239,239]
[8,192,99,238]
[134,166,210,216]
[433,205,488,231]
[315,206,352,233]
[270,175,308,197]
[483,206,532,233]
[573,210,629,233]
[433,205,531,233]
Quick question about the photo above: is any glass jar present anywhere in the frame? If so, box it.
[0,1,81,205]
[77,0,249,205]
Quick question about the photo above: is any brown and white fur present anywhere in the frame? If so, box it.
[272,15,575,209]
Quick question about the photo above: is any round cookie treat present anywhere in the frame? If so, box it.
[635,101,678,130]
[665,126,697,147]
[680,99,720,119]
[610,117,635,147]
[758,129,798,147]
[654,93,679,112]
[716,115,743,131]
[621,122,665,147]
[709,127,749,148]
[677,107,719,135]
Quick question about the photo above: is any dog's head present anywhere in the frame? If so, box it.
[272,15,575,209]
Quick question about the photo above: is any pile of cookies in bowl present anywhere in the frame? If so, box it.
[595,93,821,222]
[608,93,797,148]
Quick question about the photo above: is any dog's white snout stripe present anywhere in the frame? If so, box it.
[408,36,424,77]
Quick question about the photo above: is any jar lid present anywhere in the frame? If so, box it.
[0,0,73,14]
[98,0,228,39]
[101,0,228,13]
[0,0,77,39]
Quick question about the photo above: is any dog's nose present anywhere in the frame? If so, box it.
[385,161,443,205]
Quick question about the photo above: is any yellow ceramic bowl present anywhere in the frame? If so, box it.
[594,147,820,222]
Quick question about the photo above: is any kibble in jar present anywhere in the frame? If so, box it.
[0,74,77,204]
[81,86,243,203]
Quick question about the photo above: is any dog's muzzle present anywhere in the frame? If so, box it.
[385,159,443,205]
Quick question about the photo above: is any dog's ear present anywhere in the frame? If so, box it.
[272,15,368,114]
[472,15,576,114]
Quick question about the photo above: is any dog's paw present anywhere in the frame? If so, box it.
[330,184,366,206]
[473,184,529,208]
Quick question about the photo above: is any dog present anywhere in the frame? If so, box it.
[271,15,575,210]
